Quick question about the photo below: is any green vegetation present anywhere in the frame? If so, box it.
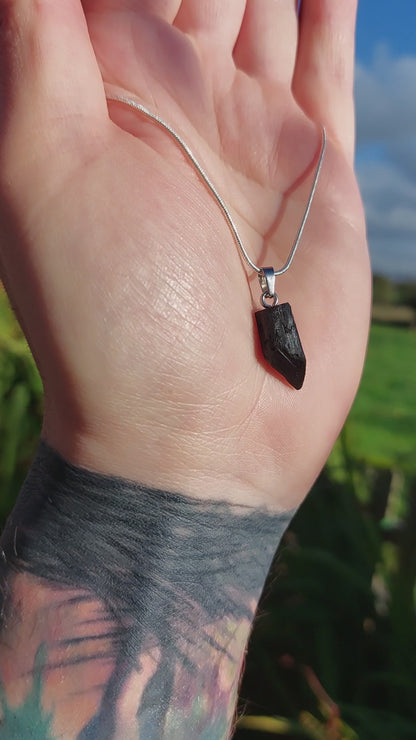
[0,290,43,523]
[373,275,416,309]
[233,288,416,739]
[0,282,415,739]
[331,324,416,473]
[234,458,416,739]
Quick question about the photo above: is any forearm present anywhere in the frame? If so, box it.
[0,439,292,739]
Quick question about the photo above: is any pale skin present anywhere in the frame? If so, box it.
[0,1,370,737]
[0,0,370,508]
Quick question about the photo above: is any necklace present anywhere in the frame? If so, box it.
[105,89,326,390]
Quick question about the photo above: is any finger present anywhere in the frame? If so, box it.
[82,0,182,23]
[174,0,247,49]
[233,0,298,84]
[0,0,106,135]
[292,0,358,162]
[137,0,182,20]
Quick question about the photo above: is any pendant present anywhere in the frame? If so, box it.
[255,268,306,390]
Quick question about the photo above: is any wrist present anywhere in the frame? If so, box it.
[40,405,309,512]
[1,438,293,739]
[43,423,264,505]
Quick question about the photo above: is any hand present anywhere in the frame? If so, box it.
[0,0,370,508]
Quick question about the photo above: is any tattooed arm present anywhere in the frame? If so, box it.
[0,0,369,738]
[0,440,292,739]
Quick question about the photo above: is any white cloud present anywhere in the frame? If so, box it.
[355,46,416,279]
[356,46,416,145]
[358,160,416,279]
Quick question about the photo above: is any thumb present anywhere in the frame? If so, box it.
[0,0,107,152]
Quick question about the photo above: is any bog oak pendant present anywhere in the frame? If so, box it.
[255,303,306,389]
[255,267,306,389]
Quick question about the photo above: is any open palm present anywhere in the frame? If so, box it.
[0,0,370,508]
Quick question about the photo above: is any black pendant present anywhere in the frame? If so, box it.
[255,302,306,389]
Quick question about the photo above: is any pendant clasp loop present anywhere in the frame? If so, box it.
[259,267,278,308]
[259,267,276,297]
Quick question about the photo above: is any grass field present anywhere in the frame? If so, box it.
[333,323,416,473]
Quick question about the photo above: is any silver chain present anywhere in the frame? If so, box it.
[105,90,326,278]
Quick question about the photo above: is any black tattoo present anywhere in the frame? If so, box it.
[0,439,293,739]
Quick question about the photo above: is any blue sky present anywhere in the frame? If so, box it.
[357,0,415,62]
[355,0,416,279]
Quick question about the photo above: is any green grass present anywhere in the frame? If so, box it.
[0,290,43,523]
[334,324,416,472]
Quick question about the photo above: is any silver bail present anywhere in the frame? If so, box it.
[259,267,276,297]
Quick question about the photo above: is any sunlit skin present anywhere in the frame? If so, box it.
[0,0,370,510]
[0,1,370,738]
